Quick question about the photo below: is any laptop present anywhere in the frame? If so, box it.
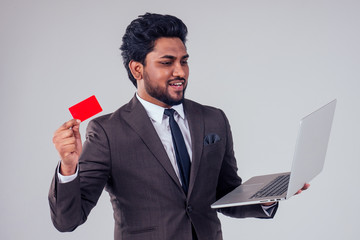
[211,99,337,208]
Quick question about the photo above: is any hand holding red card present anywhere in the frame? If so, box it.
[69,95,103,121]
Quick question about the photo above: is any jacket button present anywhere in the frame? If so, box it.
[187,205,193,213]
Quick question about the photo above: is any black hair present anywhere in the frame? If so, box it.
[120,13,188,87]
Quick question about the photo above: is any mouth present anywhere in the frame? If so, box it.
[168,79,186,90]
[169,82,184,87]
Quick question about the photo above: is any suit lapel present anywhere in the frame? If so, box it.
[183,100,205,198]
[122,96,182,190]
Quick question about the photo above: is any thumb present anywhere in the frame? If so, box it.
[72,121,83,154]
[72,120,82,140]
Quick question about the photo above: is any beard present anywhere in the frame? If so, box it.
[143,73,186,106]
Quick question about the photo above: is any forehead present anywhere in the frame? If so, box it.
[150,37,188,57]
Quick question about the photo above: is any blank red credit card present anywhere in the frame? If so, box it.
[68,95,103,121]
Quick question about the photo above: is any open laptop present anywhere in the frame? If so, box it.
[211,99,337,208]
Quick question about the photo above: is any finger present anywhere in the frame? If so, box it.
[58,137,76,146]
[295,183,311,195]
[59,129,75,139]
[72,124,81,140]
[53,129,76,143]
[56,139,76,151]
[261,201,277,206]
[56,119,81,133]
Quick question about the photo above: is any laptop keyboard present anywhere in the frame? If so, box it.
[250,174,290,199]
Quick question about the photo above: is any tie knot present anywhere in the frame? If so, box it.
[164,108,176,118]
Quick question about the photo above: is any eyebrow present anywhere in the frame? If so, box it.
[160,54,189,60]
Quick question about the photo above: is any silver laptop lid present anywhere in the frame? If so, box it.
[286,99,337,199]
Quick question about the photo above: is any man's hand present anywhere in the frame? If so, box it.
[52,119,82,176]
[295,183,310,195]
[261,183,311,206]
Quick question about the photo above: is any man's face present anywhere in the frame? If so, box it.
[137,37,189,108]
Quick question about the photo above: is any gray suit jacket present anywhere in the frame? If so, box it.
[49,96,277,240]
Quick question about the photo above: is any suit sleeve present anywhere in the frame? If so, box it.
[216,110,278,218]
[48,119,111,232]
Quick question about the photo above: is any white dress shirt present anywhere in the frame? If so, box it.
[136,94,192,184]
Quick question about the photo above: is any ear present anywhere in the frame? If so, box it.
[129,60,143,81]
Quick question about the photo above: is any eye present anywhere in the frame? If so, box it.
[181,59,188,65]
[160,61,172,65]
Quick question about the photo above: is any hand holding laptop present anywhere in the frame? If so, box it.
[295,183,310,195]
[212,100,336,209]
[261,183,310,206]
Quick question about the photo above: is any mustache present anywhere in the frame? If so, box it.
[168,77,186,82]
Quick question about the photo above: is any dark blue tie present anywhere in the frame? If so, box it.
[164,109,191,194]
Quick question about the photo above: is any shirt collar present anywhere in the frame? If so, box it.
[136,93,185,124]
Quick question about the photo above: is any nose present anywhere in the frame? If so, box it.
[172,62,187,79]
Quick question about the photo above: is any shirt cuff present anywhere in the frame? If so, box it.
[57,161,78,183]
[261,202,278,217]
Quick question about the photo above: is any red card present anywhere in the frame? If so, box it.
[69,95,103,121]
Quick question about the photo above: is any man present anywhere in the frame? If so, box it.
[49,13,308,240]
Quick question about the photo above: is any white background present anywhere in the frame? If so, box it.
[1,0,359,239]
